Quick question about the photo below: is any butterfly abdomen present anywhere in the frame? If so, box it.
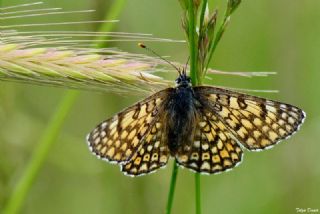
[166,86,197,155]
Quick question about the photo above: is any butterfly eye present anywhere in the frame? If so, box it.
[175,77,181,84]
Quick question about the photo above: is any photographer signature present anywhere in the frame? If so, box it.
[296,208,319,213]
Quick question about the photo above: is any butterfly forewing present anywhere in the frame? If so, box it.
[195,86,306,151]
[87,89,172,164]
[175,108,243,174]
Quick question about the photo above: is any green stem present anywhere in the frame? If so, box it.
[205,1,242,71]
[199,0,208,32]
[195,173,201,214]
[188,0,199,86]
[205,14,229,71]
[166,160,179,214]
[187,1,201,213]
[3,1,126,213]
[4,91,79,214]
[95,0,127,47]
[166,1,200,212]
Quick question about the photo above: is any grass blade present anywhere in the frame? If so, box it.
[165,160,179,214]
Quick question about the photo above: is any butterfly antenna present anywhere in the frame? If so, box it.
[138,43,181,75]
[183,56,190,75]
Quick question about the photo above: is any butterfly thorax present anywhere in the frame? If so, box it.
[165,75,198,155]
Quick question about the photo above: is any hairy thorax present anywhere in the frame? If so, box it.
[166,86,198,155]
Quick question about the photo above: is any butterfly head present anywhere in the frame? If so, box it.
[175,71,191,88]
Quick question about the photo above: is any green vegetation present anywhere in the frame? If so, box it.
[0,0,319,214]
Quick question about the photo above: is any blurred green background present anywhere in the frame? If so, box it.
[1,0,319,213]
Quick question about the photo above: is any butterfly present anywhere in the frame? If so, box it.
[86,69,306,177]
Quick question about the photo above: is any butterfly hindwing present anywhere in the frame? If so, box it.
[175,108,243,174]
[121,121,170,176]
[87,88,173,164]
[194,86,306,151]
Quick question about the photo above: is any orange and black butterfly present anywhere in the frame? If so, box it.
[86,68,305,177]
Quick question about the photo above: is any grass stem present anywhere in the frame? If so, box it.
[205,16,228,71]
[165,160,179,214]
[188,0,199,86]
[187,1,202,213]
[165,1,200,212]
[199,0,208,32]
[195,173,201,214]
[95,0,127,47]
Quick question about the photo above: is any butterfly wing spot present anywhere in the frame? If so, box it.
[241,119,253,129]
[253,130,262,140]
[190,153,199,161]
[100,146,107,154]
[202,152,210,160]
[236,126,248,139]
[194,141,201,148]
[219,149,229,158]
[261,139,271,147]
[216,140,224,150]
[151,153,159,161]
[201,143,209,150]
[106,147,115,157]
